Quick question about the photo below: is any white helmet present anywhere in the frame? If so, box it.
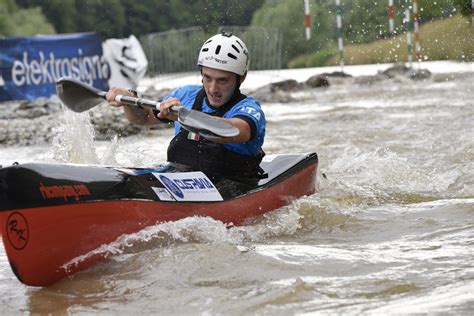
[197,32,249,76]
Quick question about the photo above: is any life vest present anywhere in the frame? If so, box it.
[167,88,266,182]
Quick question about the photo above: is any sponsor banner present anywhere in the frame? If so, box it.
[102,35,148,89]
[0,32,110,101]
[153,172,223,202]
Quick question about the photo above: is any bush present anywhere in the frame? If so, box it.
[0,1,55,36]
[288,48,336,68]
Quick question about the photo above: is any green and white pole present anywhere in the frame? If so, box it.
[404,0,413,67]
[335,0,344,70]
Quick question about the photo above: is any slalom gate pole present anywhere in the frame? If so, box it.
[335,0,344,70]
[404,0,413,67]
[388,0,395,34]
[412,0,422,63]
[304,0,311,40]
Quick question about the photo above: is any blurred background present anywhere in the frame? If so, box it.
[1,0,472,76]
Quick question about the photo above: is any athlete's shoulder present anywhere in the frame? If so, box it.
[231,96,264,117]
[241,96,261,108]
[229,96,262,113]
[165,85,202,102]
[225,97,265,129]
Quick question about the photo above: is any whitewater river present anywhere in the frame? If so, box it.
[0,62,473,314]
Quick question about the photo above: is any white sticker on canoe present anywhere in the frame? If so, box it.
[151,187,175,201]
[153,172,223,201]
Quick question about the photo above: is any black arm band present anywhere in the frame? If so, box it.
[235,115,257,140]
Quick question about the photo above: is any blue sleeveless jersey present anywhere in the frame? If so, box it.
[163,85,265,156]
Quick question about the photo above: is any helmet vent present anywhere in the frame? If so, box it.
[205,39,212,44]
[231,45,240,53]
[202,48,209,52]
[227,53,237,60]
[215,45,221,55]
[236,40,244,49]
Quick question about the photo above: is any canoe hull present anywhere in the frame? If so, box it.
[1,153,318,286]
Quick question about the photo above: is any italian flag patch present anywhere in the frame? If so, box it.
[187,132,200,141]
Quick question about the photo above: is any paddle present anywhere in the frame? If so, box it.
[55,77,240,138]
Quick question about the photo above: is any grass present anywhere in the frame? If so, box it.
[289,15,473,67]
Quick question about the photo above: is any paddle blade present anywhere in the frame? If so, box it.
[178,108,240,138]
[56,77,106,112]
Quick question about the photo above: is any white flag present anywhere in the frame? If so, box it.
[102,35,148,89]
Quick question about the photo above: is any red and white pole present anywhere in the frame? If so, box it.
[412,0,422,62]
[304,0,311,40]
[388,0,395,34]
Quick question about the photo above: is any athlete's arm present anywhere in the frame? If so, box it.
[106,87,163,126]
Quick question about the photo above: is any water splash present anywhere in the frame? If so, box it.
[326,146,461,203]
[60,200,325,272]
[51,110,99,164]
[98,134,120,166]
[59,194,359,276]
[51,108,123,165]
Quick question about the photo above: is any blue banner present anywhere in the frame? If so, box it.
[0,33,110,101]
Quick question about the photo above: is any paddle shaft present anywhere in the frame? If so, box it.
[114,95,179,114]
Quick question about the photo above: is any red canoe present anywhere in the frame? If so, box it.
[0,152,318,286]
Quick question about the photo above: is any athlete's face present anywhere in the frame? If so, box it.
[201,67,243,108]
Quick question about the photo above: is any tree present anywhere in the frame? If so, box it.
[74,0,126,38]
[14,0,265,38]
[0,0,55,36]
[16,0,76,33]
[343,0,391,44]
[251,0,334,66]
[417,0,459,20]
[452,0,471,16]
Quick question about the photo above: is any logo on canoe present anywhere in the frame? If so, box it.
[39,182,91,201]
[6,212,29,250]
[154,172,223,201]
[159,175,184,198]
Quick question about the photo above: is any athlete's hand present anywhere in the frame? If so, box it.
[157,97,181,121]
[106,87,134,107]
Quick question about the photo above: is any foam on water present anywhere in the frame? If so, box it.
[326,146,462,201]
[61,201,314,273]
